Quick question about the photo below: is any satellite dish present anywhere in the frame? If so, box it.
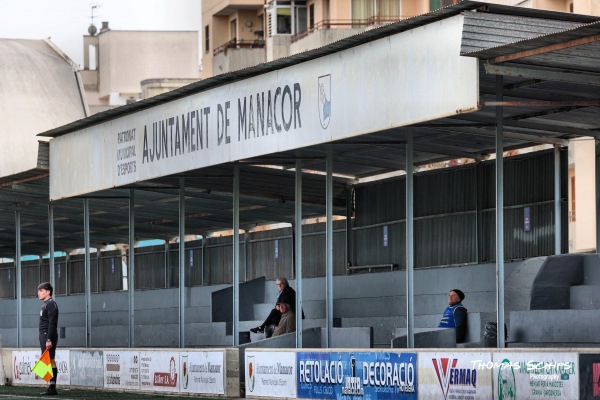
[88,24,98,36]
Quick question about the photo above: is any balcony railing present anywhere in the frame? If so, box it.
[213,38,266,56]
[291,17,407,43]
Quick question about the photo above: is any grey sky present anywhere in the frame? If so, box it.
[0,0,202,68]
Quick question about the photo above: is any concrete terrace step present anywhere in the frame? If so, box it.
[583,254,600,285]
[510,310,600,344]
[570,285,600,309]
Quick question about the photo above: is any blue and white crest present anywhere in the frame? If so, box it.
[318,74,331,129]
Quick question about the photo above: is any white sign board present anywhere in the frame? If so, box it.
[50,15,478,200]
[492,352,578,399]
[70,350,104,388]
[54,350,70,386]
[245,351,296,398]
[103,350,140,390]
[179,351,224,395]
[139,350,180,393]
[12,350,69,386]
[418,352,492,400]
[12,350,45,386]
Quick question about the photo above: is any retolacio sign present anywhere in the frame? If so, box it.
[297,351,416,399]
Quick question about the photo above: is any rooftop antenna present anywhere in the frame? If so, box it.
[88,4,99,36]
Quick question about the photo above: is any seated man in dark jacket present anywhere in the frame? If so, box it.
[251,277,300,335]
[438,289,468,343]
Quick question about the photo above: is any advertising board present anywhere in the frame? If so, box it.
[180,351,224,395]
[492,352,578,399]
[70,350,103,388]
[245,351,296,398]
[297,351,417,399]
[139,350,180,393]
[103,350,140,390]
[418,351,492,400]
[12,349,69,386]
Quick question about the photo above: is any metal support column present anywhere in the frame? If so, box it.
[16,211,22,348]
[495,75,506,348]
[164,241,170,288]
[326,147,333,348]
[201,237,206,286]
[346,188,353,269]
[233,164,240,346]
[244,233,249,283]
[48,204,55,289]
[84,199,92,347]
[406,131,414,348]
[128,189,135,347]
[179,178,186,348]
[596,140,600,253]
[295,159,303,348]
[554,145,561,255]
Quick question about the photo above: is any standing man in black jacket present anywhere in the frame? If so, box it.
[38,282,59,396]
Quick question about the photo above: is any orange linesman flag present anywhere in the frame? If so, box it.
[32,349,54,382]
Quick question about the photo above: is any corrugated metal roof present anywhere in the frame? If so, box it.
[460,10,587,55]
[462,17,600,75]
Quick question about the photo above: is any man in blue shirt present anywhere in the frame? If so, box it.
[438,289,467,343]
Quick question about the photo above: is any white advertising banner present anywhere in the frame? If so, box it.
[245,351,296,398]
[139,350,180,393]
[103,350,140,390]
[54,350,71,386]
[12,350,70,386]
[70,350,104,388]
[418,352,492,400]
[179,351,224,395]
[13,350,45,386]
[492,352,578,400]
[50,15,478,200]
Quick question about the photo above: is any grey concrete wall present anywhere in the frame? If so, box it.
[583,253,600,284]
[320,327,373,348]
[391,328,456,348]
[530,254,584,310]
[0,284,228,348]
[510,310,600,343]
[212,277,267,324]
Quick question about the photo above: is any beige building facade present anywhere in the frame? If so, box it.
[81,22,201,115]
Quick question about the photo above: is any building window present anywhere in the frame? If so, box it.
[309,4,314,29]
[352,0,400,21]
[268,1,307,35]
[430,0,458,11]
[230,19,237,41]
[204,25,209,53]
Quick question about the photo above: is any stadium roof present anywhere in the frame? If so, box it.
[1,1,600,257]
